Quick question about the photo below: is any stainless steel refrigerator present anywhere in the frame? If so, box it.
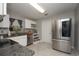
[52,18,72,53]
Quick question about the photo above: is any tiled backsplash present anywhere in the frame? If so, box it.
[24,28,35,33]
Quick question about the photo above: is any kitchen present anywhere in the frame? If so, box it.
[0,3,79,56]
[0,5,40,46]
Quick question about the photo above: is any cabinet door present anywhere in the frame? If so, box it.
[4,15,10,28]
[25,19,31,28]
[25,19,36,28]
[0,15,9,28]
[0,3,7,15]
[31,20,36,24]
[0,3,3,15]
[2,15,9,28]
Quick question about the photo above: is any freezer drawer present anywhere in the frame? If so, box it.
[52,39,72,53]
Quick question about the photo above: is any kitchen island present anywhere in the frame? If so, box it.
[6,32,27,46]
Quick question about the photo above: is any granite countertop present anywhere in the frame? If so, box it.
[0,39,34,56]
[0,44,35,56]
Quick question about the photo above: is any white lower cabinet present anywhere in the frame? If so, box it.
[8,35,27,46]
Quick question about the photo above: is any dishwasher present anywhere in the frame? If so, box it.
[27,36,33,45]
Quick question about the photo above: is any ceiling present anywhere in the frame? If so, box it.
[7,3,77,20]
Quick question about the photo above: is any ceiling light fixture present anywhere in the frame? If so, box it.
[29,3,45,13]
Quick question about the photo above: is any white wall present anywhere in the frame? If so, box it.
[75,4,79,50]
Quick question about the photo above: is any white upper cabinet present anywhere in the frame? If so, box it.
[0,3,7,15]
[0,15,10,28]
[25,19,31,28]
[24,19,36,28]
[31,20,36,24]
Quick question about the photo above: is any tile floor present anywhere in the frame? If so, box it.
[27,42,77,56]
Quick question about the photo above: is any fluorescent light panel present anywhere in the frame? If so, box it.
[61,18,70,21]
[29,3,45,13]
